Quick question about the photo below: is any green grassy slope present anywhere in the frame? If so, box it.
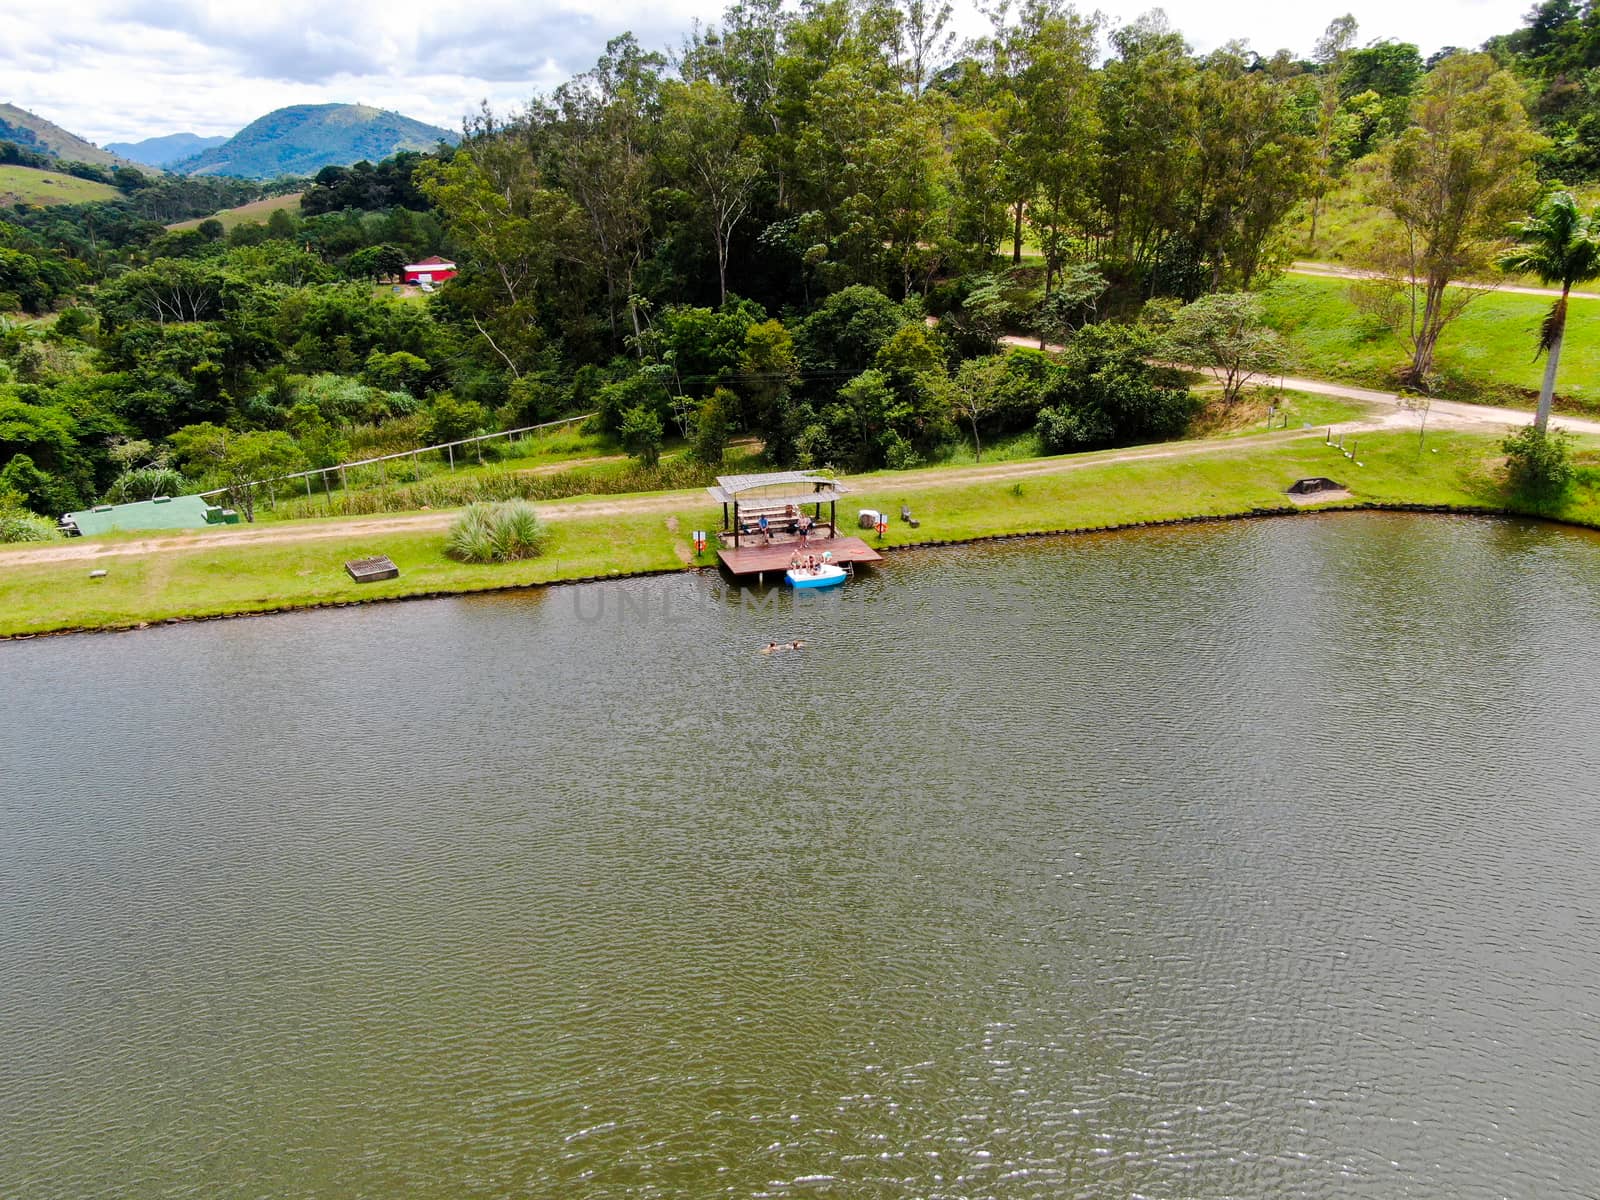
[1261,274,1600,412]
[165,192,305,231]
[0,163,121,205]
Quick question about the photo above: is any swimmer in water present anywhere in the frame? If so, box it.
[762,641,780,654]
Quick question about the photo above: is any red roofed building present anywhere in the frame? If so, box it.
[403,256,457,285]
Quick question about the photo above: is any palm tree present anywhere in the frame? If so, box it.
[1499,192,1600,432]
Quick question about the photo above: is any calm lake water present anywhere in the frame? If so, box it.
[3,513,1599,1199]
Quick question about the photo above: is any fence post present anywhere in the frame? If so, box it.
[448,444,454,471]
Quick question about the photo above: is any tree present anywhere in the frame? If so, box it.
[363,349,430,393]
[1096,15,1195,282]
[1362,54,1544,387]
[1498,192,1600,432]
[692,387,736,464]
[265,208,298,240]
[737,318,800,459]
[1035,325,1197,451]
[1161,292,1286,403]
[546,35,664,343]
[416,146,586,376]
[422,395,491,445]
[659,81,763,304]
[792,285,907,383]
[1009,0,1101,296]
[620,404,664,466]
[1186,47,1313,291]
[1305,15,1360,249]
[952,355,1004,461]
[1030,263,1106,348]
[167,424,304,522]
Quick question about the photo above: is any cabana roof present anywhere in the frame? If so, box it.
[706,470,848,507]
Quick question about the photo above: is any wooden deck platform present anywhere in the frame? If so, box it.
[716,534,883,579]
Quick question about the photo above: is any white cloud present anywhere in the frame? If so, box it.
[1,0,1532,148]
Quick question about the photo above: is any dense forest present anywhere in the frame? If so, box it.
[1,0,1594,535]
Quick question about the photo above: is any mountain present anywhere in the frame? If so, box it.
[106,132,229,169]
[0,102,135,168]
[171,104,458,179]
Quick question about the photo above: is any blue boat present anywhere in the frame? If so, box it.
[786,563,848,589]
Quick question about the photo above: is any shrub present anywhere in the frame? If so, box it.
[620,405,664,467]
[444,500,550,563]
[423,394,491,445]
[0,505,59,543]
[1503,425,1574,505]
[691,388,734,465]
[109,467,187,504]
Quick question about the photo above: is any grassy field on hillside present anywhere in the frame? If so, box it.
[7,427,1598,637]
[0,165,121,206]
[167,192,304,231]
[1261,274,1600,410]
[1292,179,1600,286]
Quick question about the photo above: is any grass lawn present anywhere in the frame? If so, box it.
[9,427,1600,637]
[0,165,120,206]
[843,428,1534,551]
[166,192,305,231]
[1260,274,1600,412]
[1187,387,1381,439]
[0,511,687,636]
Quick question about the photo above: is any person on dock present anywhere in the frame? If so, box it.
[758,514,770,543]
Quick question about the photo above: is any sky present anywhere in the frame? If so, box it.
[5,0,1529,147]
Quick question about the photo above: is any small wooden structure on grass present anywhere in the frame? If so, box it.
[345,555,399,583]
[706,470,883,581]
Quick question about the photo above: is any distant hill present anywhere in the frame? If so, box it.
[107,132,228,169]
[0,102,135,168]
[172,104,458,179]
[0,163,122,206]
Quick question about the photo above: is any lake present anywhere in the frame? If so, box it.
[3,513,1598,1198]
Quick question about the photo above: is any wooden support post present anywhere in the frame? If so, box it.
[448,444,454,471]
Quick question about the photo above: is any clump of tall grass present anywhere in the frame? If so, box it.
[108,467,187,504]
[444,500,550,563]
[0,507,59,544]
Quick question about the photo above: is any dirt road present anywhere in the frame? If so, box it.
[1287,261,1600,302]
[4,368,1590,570]
[0,428,1340,569]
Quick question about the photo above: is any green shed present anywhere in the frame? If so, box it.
[61,495,239,537]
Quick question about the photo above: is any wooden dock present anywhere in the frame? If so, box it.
[716,534,883,580]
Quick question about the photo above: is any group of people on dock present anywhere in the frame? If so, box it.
[750,506,814,545]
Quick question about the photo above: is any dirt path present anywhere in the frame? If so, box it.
[996,334,1600,437]
[0,430,1338,569]
[6,367,1594,571]
[1287,261,1600,302]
